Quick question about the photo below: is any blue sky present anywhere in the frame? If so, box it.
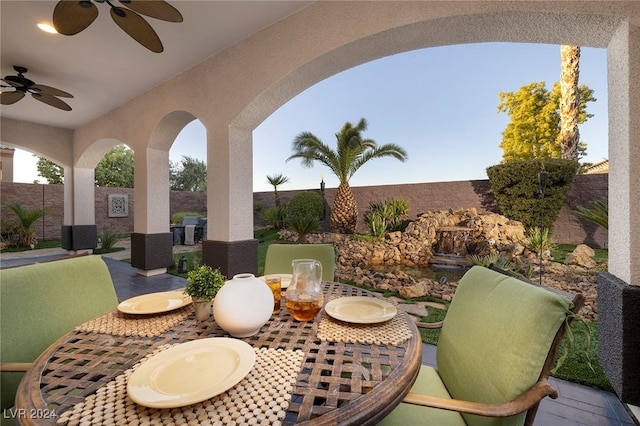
[14,42,608,192]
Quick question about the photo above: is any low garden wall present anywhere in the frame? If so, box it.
[0,173,607,247]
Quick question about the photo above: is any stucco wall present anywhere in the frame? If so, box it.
[0,173,607,247]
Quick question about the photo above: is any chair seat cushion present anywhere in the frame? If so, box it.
[379,365,466,425]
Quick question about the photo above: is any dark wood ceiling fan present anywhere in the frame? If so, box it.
[1,66,73,111]
[53,0,183,53]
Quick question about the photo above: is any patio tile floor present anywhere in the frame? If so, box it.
[421,344,637,425]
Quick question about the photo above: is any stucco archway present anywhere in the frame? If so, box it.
[226,6,635,284]
[225,8,638,403]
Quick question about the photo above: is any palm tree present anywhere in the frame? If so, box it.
[559,45,581,160]
[266,173,290,207]
[5,202,47,247]
[287,118,408,234]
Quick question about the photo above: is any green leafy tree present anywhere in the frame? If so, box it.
[36,144,134,187]
[497,81,595,161]
[36,156,64,184]
[287,118,408,234]
[170,156,207,192]
[95,145,134,187]
[266,173,289,207]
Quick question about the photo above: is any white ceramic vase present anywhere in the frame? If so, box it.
[212,273,274,337]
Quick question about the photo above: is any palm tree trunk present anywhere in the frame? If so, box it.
[274,189,281,207]
[331,182,358,234]
[559,45,581,161]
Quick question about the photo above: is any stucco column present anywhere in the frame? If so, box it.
[130,146,173,276]
[61,165,97,252]
[202,124,258,277]
[598,21,640,406]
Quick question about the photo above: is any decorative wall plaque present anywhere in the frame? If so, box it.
[108,194,129,217]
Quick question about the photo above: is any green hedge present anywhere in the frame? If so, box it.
[286,191,324,221]
[486,159,579,229]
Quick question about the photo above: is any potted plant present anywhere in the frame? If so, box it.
[185,265,226,321]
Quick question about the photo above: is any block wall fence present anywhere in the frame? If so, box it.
[0,173,608,248]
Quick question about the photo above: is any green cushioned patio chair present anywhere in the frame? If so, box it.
[380,265,584,426]
[264,243,336,282]
[0,255,119,420]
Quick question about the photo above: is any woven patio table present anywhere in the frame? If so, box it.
[14,281,421,425]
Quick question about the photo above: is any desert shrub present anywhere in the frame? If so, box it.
[524,227,557,257]
[0,222,20,248]
[364,198,409,238]
[486,159,579,229]
[262,206,288,230]
[99,230,123,250]
[286,215,320,243]
[466,252,532,279]
[285,191,324,221]
[171,211,202,225]
[466,252,502,267]
[367,213,387,240]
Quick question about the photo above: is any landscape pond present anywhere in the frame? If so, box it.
[370,263,468,283]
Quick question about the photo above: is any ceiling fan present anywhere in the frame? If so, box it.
[1,66,74,111]
[53,0,183,53]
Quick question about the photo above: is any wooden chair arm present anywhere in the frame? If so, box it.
[416,321,443,329]
[1,362,33,372]
[402,378,558,417]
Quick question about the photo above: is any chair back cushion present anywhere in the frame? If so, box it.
[0,255,118,411]
[264,243,336,281]
[436,266,573,426]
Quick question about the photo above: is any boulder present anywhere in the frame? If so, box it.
[565,244,597,269]
[397,280,432,299]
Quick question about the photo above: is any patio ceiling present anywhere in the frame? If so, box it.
[0,0,312,130]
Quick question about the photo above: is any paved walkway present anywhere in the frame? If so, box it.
[1,245,638,425]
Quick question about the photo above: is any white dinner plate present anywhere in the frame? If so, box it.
[118,291,192,314]
[324,296,397,324]
[127,338,256,408]
[258,274,292,289]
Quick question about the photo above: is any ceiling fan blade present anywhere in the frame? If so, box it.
[110,7,163,53]
[31,93,72,111]
[120,0,183,23]
[32,84,74,98]
[53,0,99,35]
[2,77,26,89]
[1,91,25,105]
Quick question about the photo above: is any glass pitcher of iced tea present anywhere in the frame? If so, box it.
[285,259,324,321]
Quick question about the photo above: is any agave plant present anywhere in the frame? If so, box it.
[364,198,409,237]
[524,227,557,259]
